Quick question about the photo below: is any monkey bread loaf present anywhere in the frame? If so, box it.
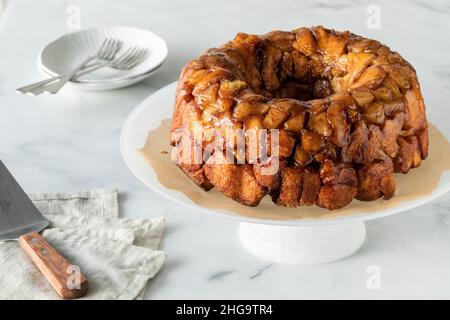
[169,26,428,210]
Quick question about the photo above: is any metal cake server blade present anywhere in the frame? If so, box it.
[0,160,88,299]
[0,161,49,241]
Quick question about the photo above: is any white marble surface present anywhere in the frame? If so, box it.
[1,0,450,299]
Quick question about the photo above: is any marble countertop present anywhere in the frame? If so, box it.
[1,0,450,299]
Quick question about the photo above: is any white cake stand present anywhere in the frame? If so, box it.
[120,81,450,265]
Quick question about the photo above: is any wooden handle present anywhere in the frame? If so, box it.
[19,231,89,299]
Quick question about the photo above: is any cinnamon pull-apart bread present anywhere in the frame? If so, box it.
[169,26,428,210]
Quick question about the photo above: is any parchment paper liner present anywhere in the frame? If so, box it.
[139,119,450,221]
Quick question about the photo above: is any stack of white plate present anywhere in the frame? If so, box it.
[38,26,168,91]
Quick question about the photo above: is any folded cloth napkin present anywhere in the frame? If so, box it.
[0,188,165,300]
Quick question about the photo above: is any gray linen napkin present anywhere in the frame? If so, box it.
[0,188,165,300]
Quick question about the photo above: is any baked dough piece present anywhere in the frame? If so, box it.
[170,26,428,210]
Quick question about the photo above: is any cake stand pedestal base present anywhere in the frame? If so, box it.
[239,221,366,265]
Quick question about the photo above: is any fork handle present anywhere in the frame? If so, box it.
[45,62,109,94]
[29,63,107,95]
[38,58,103,94]
[16,56,96,94]
[19,231,89,299]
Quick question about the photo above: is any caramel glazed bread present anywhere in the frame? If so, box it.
[169,26,429,210]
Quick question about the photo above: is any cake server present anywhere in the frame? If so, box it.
[0,160,89,299]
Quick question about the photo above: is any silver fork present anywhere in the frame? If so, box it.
[31,46,148,95]
[81,46,148,74]
[17,38,122,95]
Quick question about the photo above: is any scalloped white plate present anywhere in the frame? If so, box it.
[120,81,450,226]
[38,25,167,89]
